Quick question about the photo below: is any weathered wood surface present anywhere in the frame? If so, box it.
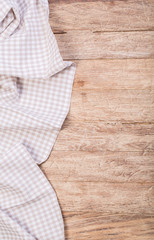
[73,59,154,90]
[50,181,153,214]
[42,151,154,183]
[43,1,154,239]
[53,122,154,152]
[49,1,154,32]
[68,90,154,122]
[63,212,154,240]
[55,31,154,59]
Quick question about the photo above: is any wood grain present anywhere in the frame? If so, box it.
[51,182,153,214]
[46,1,154,239]
[41,151,154,183]
[68,90,154,122]
[63,212,154,240]
[52,122,154,152]
[73,59,154,90]
[49,1,154,32]
[55,31,154,59]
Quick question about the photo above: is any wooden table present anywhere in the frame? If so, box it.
[41,1,154,239]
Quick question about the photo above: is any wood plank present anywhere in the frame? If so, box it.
[50,182,153,214]
[52,122,154,152]
[63,212,154,240]
[73,59,154,90]
[48,2,154,240]
[68,90,154,122]
[41,151,154,183]
[55,31,154,59]
[49,1,154,32]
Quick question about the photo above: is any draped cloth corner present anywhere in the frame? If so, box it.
[0,0,76,239]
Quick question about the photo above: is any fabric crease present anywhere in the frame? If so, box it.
[0,0,76,239]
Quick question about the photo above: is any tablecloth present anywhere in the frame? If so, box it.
[0,0,76,239]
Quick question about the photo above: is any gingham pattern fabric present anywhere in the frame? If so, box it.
[0,0,76,239]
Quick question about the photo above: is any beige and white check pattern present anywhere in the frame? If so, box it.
[0,0,76,239]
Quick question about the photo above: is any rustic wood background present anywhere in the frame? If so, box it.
[41,1,154,239]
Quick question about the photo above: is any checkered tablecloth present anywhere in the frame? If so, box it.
[0,0,76,239]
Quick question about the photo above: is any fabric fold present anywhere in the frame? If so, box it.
[0,0,69,79]
[0,209,35,240]
[0,143,64,239]
[0,0,76,239]
[0,0,21,38]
